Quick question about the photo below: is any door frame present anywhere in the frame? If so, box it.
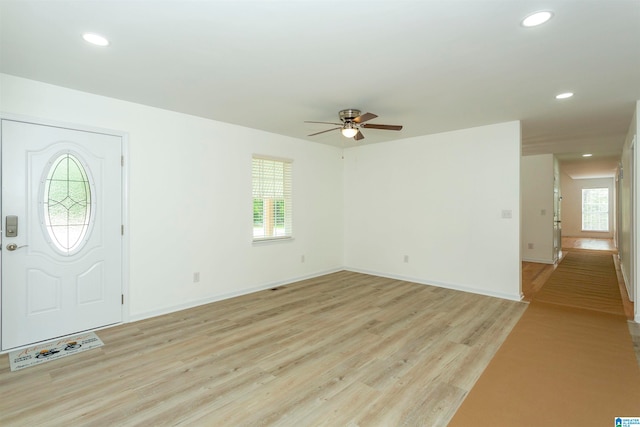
[0,113,130,350]
[631,134,638,321]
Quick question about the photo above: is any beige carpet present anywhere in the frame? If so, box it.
[449,252,640,427]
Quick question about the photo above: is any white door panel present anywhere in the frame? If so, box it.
[1,119,123,350]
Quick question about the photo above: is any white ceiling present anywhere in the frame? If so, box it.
[1,1,639,178]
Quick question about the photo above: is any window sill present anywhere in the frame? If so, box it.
[252,236,294,246]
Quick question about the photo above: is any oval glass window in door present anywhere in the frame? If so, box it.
[41,152,94,255]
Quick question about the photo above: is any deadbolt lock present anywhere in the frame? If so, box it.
[5,215,18,237]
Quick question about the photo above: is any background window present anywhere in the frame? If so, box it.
[582,188,609,231]
[252,156,292,240]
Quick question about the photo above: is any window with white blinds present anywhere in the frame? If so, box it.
[252,156,292,241]
[582,188,609,231]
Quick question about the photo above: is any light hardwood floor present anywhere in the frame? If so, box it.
[3,238,635,426]
[521,261,557,301]
[0,271,527,426]
[562,236,617,252]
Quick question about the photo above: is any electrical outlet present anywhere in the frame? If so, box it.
[193,272,200,283]
[528,243,534,249]
[404,255,409,263]
[301,255,305,263]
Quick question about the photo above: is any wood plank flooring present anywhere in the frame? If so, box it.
[521,261,557,301]
[0,271,527,426]
[562,236,617,252]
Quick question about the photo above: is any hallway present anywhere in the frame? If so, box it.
[522,236,639,370]
[521,237,634,319]
[451,249,640,426]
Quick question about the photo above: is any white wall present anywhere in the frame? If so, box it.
[1,74,524,326]
[560,173,615,239]
[521,154,555,263]
[0,74,344,320]
[343,122,522,301]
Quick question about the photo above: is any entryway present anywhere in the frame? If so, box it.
[1,118,124,351]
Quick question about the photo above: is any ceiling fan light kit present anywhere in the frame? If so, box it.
[341,122,358,138]
[305,109,403,141]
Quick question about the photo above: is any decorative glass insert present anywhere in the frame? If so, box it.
[42,153,94,255]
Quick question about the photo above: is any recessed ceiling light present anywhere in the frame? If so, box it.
[82,33,109,47]
[582,153,593,157]
[522,11,553,27]
[555,92,574,99]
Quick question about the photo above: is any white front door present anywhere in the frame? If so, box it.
[1,119,123,351]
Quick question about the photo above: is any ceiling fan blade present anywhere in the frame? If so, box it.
[353,112,378,123]
[361,123,403,131]
[354,130,365,141]
[304,121,342,126]
[308,127,341,136]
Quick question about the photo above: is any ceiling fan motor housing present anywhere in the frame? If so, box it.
[339,109,361,123]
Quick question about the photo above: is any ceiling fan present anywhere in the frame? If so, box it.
[305,109,403,141]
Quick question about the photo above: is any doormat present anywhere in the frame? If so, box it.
[8,332,103,371]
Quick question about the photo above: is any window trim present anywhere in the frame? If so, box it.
[581,187,609,232]
[39,150,97,256]
[252,155,293,243]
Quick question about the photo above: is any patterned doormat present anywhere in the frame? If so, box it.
[8,332,103,371]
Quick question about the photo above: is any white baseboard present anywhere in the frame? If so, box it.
[344,267,524,302]
[129,267,343,323]
[619,262,635,302]
[130,265,526,324]
[522,257,555,264]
